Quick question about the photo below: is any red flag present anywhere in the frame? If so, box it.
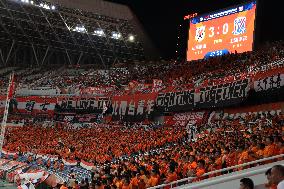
[7,73,15,99]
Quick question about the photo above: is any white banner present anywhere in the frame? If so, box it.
[169,112,205,127]
[152,79,164,92]
[1,150,16,156]
[62,159,77,166]
[254,73,284,92]
[249,58,284,74]
[80,160,94,171]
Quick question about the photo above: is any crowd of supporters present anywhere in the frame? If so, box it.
[4,124,185,164]
[2,111,284,188]
[0,40,283,95]
[0,41,283,189]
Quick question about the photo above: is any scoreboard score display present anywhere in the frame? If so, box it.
[187,1,257,61]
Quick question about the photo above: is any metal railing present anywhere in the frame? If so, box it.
[178,165,280,189]
[148,154,284,189]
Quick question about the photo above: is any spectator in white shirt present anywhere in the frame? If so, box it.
[271,165,284,189]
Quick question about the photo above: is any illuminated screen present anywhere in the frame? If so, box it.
[187,1,257,61]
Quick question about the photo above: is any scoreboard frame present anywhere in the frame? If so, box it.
[186,0,258,62]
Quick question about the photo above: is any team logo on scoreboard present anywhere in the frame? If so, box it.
[195,26,206,42]
[232,17,246,35]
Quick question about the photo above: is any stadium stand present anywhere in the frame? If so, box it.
[0,0,284,189]
[0,40,283,96]
[0,40,283,188]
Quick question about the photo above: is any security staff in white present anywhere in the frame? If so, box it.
[186,122,197,142]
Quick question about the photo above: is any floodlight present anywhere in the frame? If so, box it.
[129,35,134,42]
[111,32,121,39]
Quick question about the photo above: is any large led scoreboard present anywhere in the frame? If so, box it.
[187,1,257,61]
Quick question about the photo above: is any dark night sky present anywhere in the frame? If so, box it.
[106,0,282,59]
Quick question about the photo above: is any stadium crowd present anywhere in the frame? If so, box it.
[2,111,284,188]
[0,0,283,188]
[0,40,283,189]
[0,40,283,95]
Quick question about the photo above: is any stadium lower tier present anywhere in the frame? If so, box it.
[1,109,284,188]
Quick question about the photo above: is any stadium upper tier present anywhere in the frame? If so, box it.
[0,40,283,96]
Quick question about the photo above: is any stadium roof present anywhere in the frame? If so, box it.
[0,0,282,66]
[0,0,159,67]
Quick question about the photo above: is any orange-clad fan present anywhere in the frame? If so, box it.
[2,109,284,188]
[147,170,160,187]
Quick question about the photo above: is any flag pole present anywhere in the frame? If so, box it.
[0,72,14,156]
